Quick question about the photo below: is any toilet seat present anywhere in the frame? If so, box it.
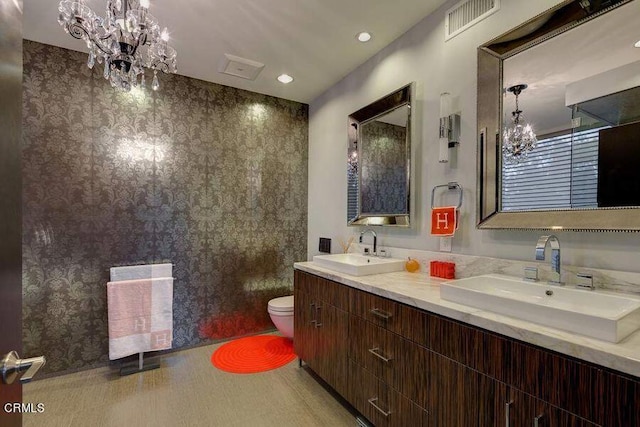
[268,295,294,313]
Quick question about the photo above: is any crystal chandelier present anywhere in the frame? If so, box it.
[348,123,358,174]
[503,84,537,164]
[58,0,177,92]
[348,141,358,173]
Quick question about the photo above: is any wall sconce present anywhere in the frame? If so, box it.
[439,92,460,163]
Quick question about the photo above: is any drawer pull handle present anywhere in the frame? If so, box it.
[368,397,391,417]
[310,303,316,325]
[534,413,544,427]
[369,308,392,320]
[505,400,513,427]
[315,305,322,328]
[368,347,392,363]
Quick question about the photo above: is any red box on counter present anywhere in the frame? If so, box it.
[429,261,455,279]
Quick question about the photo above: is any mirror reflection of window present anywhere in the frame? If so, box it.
[501,127,602,211]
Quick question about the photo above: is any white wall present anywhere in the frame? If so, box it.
[308,0,640,273]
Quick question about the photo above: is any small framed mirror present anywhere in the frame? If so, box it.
[347,83,414,227]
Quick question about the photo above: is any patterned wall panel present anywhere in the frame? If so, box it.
[22,41,308,374]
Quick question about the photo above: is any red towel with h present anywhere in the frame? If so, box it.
[431,206,457,236]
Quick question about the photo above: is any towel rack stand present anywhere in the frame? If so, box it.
[109,263,172,376]
[119,352,160,376]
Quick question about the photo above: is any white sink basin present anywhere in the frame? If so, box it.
[440,274,640,343]
[312,253,405,276]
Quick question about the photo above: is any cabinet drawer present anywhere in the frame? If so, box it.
[508,340,605,424]
[349,314,431,409]
[295,270,350,310]
[348,360,429,427]
[350,287,428,345]
[507,387,599,427]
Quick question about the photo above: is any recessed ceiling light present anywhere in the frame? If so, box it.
[635,40,640,48]
[357,32,372,43]
[277,74,294,84]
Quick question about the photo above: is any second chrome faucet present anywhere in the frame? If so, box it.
[535,235,563,285]
[359,229,377,256]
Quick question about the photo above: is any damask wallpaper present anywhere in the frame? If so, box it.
[360,121,408,214]
[22,41,308,375]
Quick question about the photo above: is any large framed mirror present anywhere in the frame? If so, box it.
[477,0,640,231]
[348,83,414,226]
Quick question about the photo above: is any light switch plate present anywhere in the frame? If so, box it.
[440,237,452,252]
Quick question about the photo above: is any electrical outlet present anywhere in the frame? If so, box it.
[440,237,452,252]
[319,237,331,253]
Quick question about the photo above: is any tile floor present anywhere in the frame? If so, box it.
[23,336,356,427]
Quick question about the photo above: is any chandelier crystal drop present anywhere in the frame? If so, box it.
[348,147,358,173]
[503,84,537,164]
[58,0,177,92]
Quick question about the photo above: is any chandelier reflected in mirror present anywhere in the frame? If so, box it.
[503,84,537,164]
[58,0,177,92]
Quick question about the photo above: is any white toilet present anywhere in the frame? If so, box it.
[268,295,294,339]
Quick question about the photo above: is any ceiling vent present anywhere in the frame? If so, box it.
[445,0,500,41]
[219,54,265,80]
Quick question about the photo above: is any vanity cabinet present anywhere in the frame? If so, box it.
[294,270,638,426]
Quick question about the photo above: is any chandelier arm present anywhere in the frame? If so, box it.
[92,35,116,56]
[65,21,92,41]
[149,59,170,73]
[65,25,114,58]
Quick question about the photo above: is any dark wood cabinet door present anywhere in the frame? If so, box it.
[601,370,639,427]
[294,271,350,396]
[507,388,599,427]
[477,373,508,427]
[293,286,316,367]
[314,303,349,396]
[506,386,538,427]
[429,353,507,427]
[349,314,433,410]
[428,353,476,427]
[348,360,429,427]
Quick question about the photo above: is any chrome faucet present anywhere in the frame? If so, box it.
[359,230,377,256]
[535,235,564,285]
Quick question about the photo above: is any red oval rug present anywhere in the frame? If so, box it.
[211,335,296,374]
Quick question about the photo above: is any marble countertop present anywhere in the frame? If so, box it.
[294,261,640,378]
